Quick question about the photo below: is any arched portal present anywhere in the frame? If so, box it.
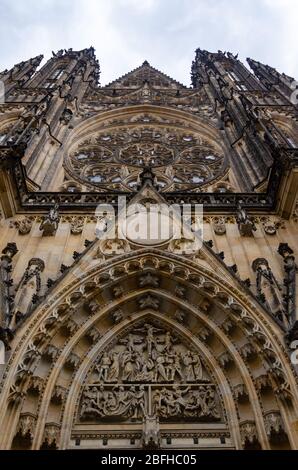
[0,250,297,450]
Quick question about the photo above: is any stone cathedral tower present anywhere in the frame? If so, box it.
[0,47,298,450]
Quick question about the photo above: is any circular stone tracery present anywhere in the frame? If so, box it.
[119,142,174,167]
[66,122,226,192]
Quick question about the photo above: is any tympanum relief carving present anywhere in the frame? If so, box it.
[79,322,222,423]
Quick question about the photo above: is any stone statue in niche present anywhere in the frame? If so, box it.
[40,203,60,236]
[12,258,45,327]
[236,203,256,237]
[252,258,286,322]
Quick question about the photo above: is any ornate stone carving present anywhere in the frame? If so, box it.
[67,125,225,193]
[263,220,277,235]
[65,352,80,370]
[142,415,160,449]
[252,258,286,323]
[13,217,33,235]
[43,423,60,447]
[234,384,248,401]
[139,273,159,288]
[86,327,101,343]
[152,384,219,421]
[111,309,123,324]
[51,385,67,403]
[40,203,60,236]
[79,322,221,424]
[264,411,286,441]
[13,258,45,326]
[138,294,159,310]
[213,217,226,235]
[0,242,18,337]
[240,420,258,447]
[112,286,123,298]
[174,309,186,324]
[175,285,186,299]
[80,383,220,423]
[70,217,84,235]
[28,375,44,394]
[278,243,297,333]
[236,204,256,237]
[17,413,37,439]
[218,352,233,368]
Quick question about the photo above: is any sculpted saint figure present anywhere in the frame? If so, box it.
[96,352,111,382]
[107,352,120,382]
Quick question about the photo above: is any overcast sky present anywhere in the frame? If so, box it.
[0,0,297,87]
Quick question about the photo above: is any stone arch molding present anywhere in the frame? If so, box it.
[0,250,298,449]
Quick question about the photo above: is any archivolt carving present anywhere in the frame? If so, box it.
[0,250,297,449]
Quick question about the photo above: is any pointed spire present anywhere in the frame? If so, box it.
[247,57,296,100]
[0,54,44,87]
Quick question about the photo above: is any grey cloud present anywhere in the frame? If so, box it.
[0,0,297,86]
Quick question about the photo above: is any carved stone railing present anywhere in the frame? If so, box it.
[5,143,298,212]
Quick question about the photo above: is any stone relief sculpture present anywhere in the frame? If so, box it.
[79,322,221,423]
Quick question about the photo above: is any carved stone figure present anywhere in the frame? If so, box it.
[111,309,123,324]
[40,203,60,236]
[107,352,120,382]
[278,243,297,328]
[12,258,45,327]
[184,351,201,381]
[236,203,256,237]
[95,352,112,382]
[213,217,226,235]
[0,242,18,332]
[91,323,207,386]
[15,217,33,235]
[252,258,286,323]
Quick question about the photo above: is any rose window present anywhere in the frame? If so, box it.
[66,124,225,192]
[119,143,174,167]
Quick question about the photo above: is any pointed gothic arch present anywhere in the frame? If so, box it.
[1,248,297,449]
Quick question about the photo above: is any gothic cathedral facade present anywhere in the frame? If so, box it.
[0,47,298,450]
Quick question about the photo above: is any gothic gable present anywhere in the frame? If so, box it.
[102,60,187,90]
